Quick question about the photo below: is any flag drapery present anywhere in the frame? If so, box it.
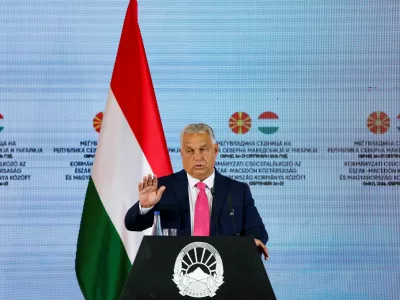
[75,1,172,299]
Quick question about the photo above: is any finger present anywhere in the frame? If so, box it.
[254,239,268,260]
[143,175,149,188]
[157,186,166,197]
[149,174,156,187]
[153,175,158,188]
[262,245,269,260]
[138,182,143,192]
[147,174,154,186]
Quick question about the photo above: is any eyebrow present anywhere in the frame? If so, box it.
[185,143,209,149]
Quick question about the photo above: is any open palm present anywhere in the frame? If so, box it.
[138,174,166,208]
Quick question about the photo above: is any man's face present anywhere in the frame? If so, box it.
[180,133,218,180]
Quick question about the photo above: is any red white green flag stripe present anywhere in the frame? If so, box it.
[258,111,279,134]
[0,113,4,132]
[75,1,172,299]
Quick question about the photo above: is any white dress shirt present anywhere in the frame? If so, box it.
[139,171,215,235]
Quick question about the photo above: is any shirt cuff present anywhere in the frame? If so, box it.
[139,203,153,215]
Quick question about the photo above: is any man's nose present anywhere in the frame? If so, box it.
[193,150,203,159]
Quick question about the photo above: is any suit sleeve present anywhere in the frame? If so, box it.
[124,201,154,231]
[243,184,269,244]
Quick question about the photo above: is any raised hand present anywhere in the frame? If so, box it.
[138,174,166,208]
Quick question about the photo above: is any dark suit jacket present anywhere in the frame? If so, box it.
[125,169,268,244]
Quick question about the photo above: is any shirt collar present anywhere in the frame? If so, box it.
[187,171,215,190]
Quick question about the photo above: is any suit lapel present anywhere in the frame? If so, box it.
[210,170,230,236]
[173,170,191,236]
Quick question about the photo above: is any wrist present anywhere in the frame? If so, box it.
[139,202,151,208]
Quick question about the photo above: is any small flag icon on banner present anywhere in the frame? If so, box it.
[229,112,252,134]
[258,112,279,134]
[397,114,400,132]
[367,111,390,134]
[0,113,3,132]
[92,112,103,133]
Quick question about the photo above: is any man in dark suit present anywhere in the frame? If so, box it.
[125,123,269,259]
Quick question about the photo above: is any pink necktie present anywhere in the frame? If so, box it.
[193,182,210,236]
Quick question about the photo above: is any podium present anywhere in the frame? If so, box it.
[120,236,276,300]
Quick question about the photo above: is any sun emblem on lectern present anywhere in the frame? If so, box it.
[173,242,224,298]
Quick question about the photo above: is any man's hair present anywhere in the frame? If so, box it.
[180,123,216,146]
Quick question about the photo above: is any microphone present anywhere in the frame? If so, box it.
[227,195,238,236]
[210,187,219,236]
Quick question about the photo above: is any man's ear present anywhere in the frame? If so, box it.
[214,143,219,154]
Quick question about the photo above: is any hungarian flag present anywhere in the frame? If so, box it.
[0,113,4,132]
[75,1,172,299]
[258,111,279,134]
[397,113,400,132]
